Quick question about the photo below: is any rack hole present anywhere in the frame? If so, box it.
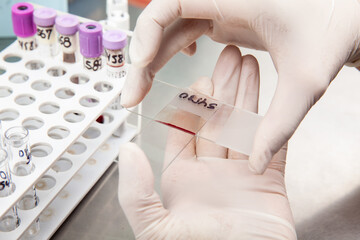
[25,60,44,70]
[0,67,6,75]
[4,54,21,63]
[94,82,113,92]
[47,67,66,77]
[55,88,75,99]
[15,94,36,106]
[79,96,99,107]
[31,80,51,91]
[96,113,113,124]
[51,158,72,172]
[31,143,53,157]
[67,142,87,155]
[0,87,12,97]
[70,74,89,84]
[35,175,56,191]
[0,109,19,121]
[22,117,44,130]
[64,111,85,123]
[39,102,60,114]
[9,73,29,83]
[17,194,39,210]
[47,126,70,139]
[82,127,101,139]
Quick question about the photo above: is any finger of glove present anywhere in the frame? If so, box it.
[118,142,169,237]
[249,73,329,174]
[181,41,197,56]
[164,77,214,169]
[122,19,210,108]
[228,54,260,160]
[130,0,223,67]
[196,45,243,158]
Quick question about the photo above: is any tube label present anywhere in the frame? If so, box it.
[58,34,77,54]
[105,49,126,78]
[36,26,56,45]
[17,36,37,51]
[105,49,125,68]
[83,57,103,72]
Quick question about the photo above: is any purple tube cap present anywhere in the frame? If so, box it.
[34,8,57,27]
[79,22,103,58]
[55,14,79,35]
[12,2,36,38]
[103,30,127,50]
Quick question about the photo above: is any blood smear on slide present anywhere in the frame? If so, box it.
[156,120,195,135]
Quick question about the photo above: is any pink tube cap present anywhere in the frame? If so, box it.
[12,2,36,38]
[55,14,79,36]
[33,8,57,27]
[103,30,127,50]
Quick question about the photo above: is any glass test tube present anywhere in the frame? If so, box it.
[33,8,57,57]
[0,149,15,197]
[11,2,37,51]
[79,22,103,72]
[4,126,34,176]
[103,30,127,112]
[17,188,40,239]
[55,14,79,63]
[0,149,20,232]
[4,127,40,236]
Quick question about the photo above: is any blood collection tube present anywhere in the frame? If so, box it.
[79,22,103,72]
[103,30,127,111]
[55,14,79,63]
[11,2,37,51]
[33,7,57,57]
[103,30,127,78]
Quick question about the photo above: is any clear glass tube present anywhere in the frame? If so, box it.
[17,188,40,239]
[0,149,20,232]
[0,149,15,197]
[21,218,40,239]
[0,206,20,232]
[4,126,34,176]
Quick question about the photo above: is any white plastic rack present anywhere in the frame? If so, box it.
[0,24,137,238]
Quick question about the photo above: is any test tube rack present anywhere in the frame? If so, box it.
[0,13,137,240]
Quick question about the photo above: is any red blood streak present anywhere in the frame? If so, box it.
[156,121,195,135]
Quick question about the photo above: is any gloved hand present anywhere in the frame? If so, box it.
[121,0,360,174]
[118,46,296,240]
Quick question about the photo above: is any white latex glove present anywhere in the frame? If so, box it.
[118,46,296,240]
[120,0,360,174]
